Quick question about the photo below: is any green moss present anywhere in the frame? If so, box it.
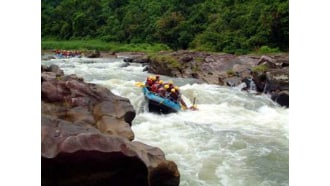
[148,54,181,69]
[226,69,235,76]
[163,56,181,68]
[194,56,204,63]
[252,64,268,73]
[192,64,200,72]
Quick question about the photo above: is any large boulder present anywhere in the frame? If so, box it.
[41,64,136,140]
[42,115,180,186]
[41,65,180,185]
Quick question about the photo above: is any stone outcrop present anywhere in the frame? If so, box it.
[41,65,180,186]
[142,51,289,108]
[82,50,101,58]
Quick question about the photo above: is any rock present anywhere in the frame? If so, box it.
[143,65,149,72]
[145,51,288,107]
[65,106,95,125]
[257,55,276,65]
[191,72,199,79]
[271,91,289,108]
[84,50,101,58]
[253,68,289,93]
[96,116,134,140]
[224,77,242,87]
[42,115,180,186]
[42,81,65,102]
[148,160,180,186]
[179,55,193,63]
[49,64,65,76]
[123,54,149,64]
[120,62,130,68]
[123,57,133,62]
[41,72,57,82]
[41,65,180,185]
[41,64,136,140]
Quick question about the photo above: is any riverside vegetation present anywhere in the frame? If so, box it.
[42,0,288,54]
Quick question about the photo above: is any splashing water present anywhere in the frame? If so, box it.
[42,57,288,186]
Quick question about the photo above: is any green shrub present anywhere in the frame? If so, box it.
[41,40,171,53]
[257,46,280,54]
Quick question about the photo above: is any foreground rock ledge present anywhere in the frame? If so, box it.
[41,64,180,186]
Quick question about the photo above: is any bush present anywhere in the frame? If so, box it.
[257,46,280,54]
[41,40,171,53]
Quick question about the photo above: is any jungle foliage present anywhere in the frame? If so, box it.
[42,0,288,54]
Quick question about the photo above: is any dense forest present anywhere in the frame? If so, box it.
[42,0,288,54]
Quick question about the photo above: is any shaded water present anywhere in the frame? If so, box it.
[42,57,289,186]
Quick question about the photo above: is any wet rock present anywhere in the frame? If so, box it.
[271,91,289,108]
[124,55,149,64]
[84,50,101,58]
[143,65,149,72]
[145,51,289,107]
[49,64,65,76]
[42,115,179,186]
[41,65,180,186]
[120,62,130,68]
[224,77,242,87]
[123,57,133,62]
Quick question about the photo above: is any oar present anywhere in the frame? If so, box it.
[189,97,199,111]
[189,91,199,110]
[134,81,145,87]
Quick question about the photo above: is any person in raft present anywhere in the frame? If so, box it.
[145,76,155,90]
[151,80,163,93]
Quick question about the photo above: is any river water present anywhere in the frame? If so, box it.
[42,56,289,186]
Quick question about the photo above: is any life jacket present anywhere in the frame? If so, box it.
[147,78,154,86]
[151,83,160,93]
[158,87,166,97]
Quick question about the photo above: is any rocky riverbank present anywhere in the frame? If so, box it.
[123,50,289,108]
[41,64,180,186]
[41,49,289,108]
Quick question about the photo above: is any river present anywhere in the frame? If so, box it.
[41,56,289,186]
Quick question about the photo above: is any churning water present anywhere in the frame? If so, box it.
[42,56,288,186]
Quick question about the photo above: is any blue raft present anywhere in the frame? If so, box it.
[142,87,181,114]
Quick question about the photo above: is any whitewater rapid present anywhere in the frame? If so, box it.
[42,57,289,186]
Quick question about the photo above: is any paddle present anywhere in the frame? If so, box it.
[135,81,145,87]
[180,96,198,111]
[189,97,199,111]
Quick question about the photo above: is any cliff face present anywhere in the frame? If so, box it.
[41,64,180,186]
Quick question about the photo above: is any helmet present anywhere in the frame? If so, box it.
[148,75,152,80]
[151,76,156,80]
[164,84,169,89]
[156,75,160,79]
[159,80,163,84]
[174,86,179,90]
[171,88,176,93]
